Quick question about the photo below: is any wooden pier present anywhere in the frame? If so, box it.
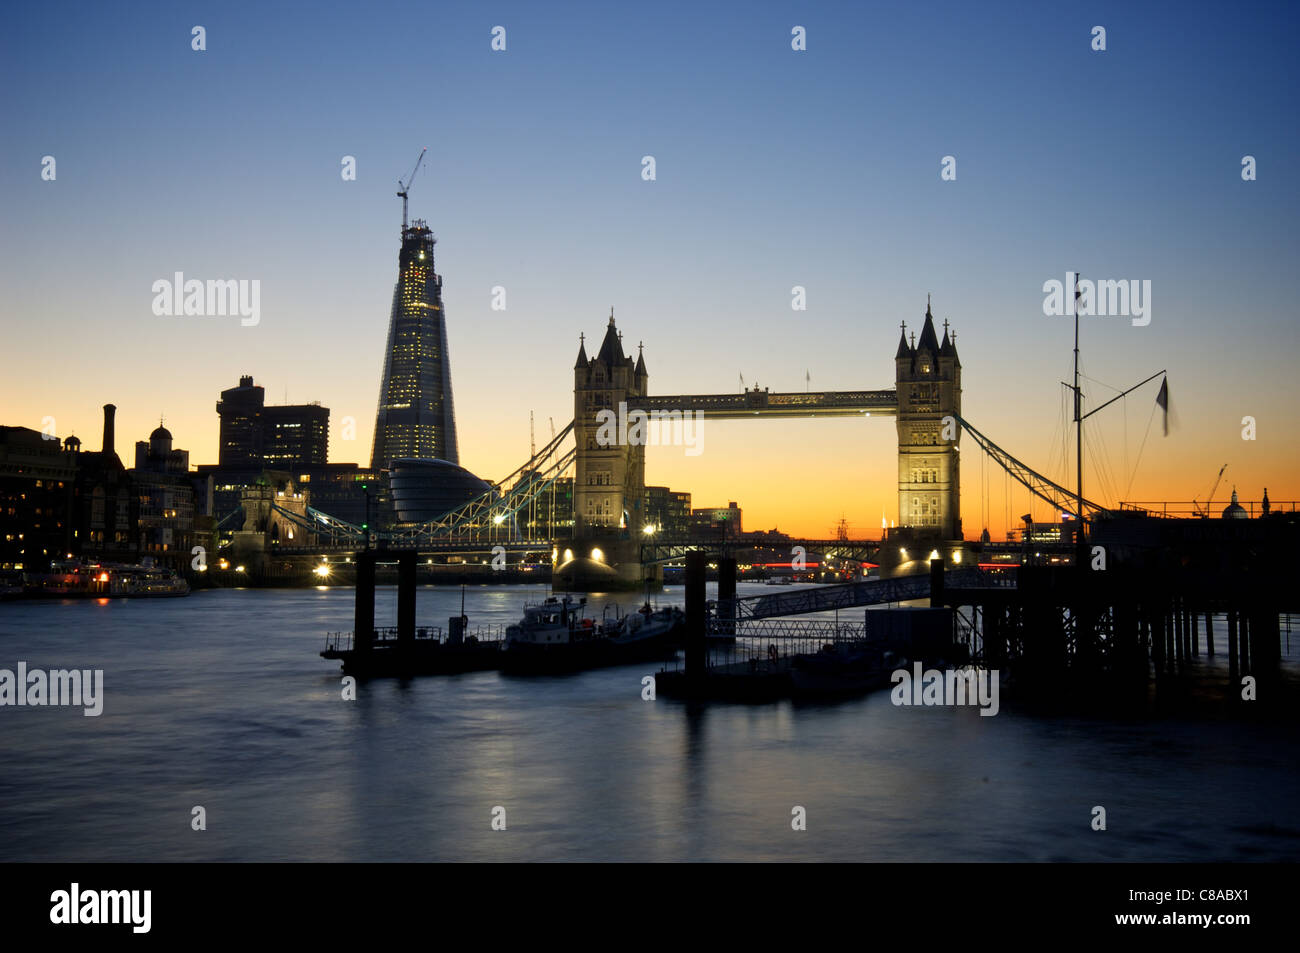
[657,513,1299,709]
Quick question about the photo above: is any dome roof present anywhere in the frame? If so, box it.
[150,425,172,441]
[1221,488,1248,519]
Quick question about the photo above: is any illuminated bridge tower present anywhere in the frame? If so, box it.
[370,220,459,470]
[558,312,653,590]
[895,300,962,540]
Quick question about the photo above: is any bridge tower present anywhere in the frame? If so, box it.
[559,312,653,589]
[895,300,962,540]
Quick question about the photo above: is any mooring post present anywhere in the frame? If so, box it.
[930,558,944,608]
[1227,608,1239,688]
[1205,610,1215,656]
[685,550,707,681]
[397,550,417,642]
[1192,602,1200,657]
[1151,607,1165,678]
[718,555,737,640]
[355,549,376,651]
[1239,611,1250,676]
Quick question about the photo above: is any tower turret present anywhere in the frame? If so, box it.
[895,299,962,540]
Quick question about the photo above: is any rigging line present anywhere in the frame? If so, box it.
[1085,426,1115,507]
[1090,421,1122,507]
[1125,400,1159,501]
[1082,419,1108,505]
[1079,372,1123,395]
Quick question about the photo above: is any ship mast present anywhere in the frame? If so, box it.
[1073,272,1084,561]
[1065,270,1167,563]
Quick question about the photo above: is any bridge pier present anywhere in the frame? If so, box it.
[553,534,659,591]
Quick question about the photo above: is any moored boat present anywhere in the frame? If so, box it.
[500,596,679,674]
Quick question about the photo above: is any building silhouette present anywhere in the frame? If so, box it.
[370,221,458,470]
[216,376,328,469]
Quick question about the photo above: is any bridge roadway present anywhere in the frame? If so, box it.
[642,538,883,564]
[716,567,1004,621]
[637,389,897,419]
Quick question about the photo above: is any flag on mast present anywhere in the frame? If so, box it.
[1155,377,1170,436]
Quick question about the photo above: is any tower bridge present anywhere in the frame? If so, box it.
[560,302,962,588]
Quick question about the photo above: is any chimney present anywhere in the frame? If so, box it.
[102,403,116,456]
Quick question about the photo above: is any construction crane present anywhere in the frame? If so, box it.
[1196,463,1228,517]
[396,147,427,230]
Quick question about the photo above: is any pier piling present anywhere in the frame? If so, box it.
[397,550,416,642]
[685,551,707,682]
[930,558,944,609]
[355,549,377,651]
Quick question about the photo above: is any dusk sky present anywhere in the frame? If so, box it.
[3,0,1297,538]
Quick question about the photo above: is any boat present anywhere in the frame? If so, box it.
[614,602,686,641]
[499,596,680,674]
[18,559,189,598]
[108,564,190,597]
[320,615,505,677]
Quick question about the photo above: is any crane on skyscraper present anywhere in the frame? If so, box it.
[396,147,427,230]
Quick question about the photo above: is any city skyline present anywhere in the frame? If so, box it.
[3,1,1297,538]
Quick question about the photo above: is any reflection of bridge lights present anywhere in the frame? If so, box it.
[591,548,604,563]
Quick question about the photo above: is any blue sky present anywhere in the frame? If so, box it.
[2,0,1296,535]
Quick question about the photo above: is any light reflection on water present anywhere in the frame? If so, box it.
[0,584,1297,862]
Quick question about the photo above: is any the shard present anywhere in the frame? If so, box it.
[370,220,459,470]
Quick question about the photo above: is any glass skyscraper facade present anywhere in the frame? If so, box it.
[370,221,459,470]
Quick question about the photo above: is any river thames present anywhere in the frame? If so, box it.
[2,584,1298,862]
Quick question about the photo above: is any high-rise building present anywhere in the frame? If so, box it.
[216,376,328,469]
[370,221,458,470]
